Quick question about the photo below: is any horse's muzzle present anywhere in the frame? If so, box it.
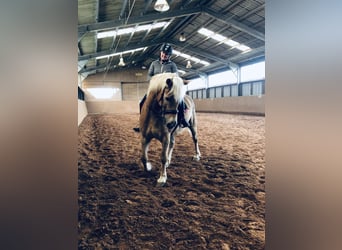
[166,121,177,130]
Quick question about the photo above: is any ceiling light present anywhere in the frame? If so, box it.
[96,47,147,60]
[179,32,186,42]
[236,44,252,52]
[173,49,210,66]
[186,60,192,69]
[97,21,171,39]
[225,39,239,47]
[154,0,170,12]
[198,28,214,37]
[197,27,252,52]
[118,56,125,66]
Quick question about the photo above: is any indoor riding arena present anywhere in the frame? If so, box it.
[78,0,265,249]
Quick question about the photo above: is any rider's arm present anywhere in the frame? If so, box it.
[147,61,155,80]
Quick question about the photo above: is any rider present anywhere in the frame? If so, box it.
[133,43,189,132]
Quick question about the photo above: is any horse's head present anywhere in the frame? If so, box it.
[148,73,186,131]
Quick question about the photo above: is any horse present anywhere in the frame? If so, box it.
[139,73,201,186]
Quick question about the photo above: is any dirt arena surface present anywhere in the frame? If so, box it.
[78,113,265,249]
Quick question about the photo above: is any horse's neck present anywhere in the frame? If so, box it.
[141,93,157,119]
[141,92,162,134]
[145,92,160,109]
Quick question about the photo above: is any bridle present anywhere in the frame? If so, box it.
[151,87,179,118]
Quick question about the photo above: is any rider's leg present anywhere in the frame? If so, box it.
[139,94,147,114]
[133,94,147,132]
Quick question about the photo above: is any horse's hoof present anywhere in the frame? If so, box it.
[145,162,152,172]
[143,162,152,171]
[192,155,200,161]
[145,162,152,171]
[156,181,166,187]
[156,176,167,187]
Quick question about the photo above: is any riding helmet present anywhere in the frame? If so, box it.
[160,43,173,55]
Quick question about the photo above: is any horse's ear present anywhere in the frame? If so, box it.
[166,78,173,89]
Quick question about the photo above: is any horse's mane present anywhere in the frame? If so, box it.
[147,73,186,102]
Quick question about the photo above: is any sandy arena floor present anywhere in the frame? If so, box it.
[78,113,265,249]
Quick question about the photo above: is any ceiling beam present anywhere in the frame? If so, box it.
[81,38,230,70]
[78,60,89,73]
[141,14,197,59]
[171,41,227,65]
[181,0,194,8]
[143,0,153,15]
[238,4,265,21]
[203,7,265,41]
[182,46,265,78]
[221,0,244,12]
[120,0,129,19]
[141,20,156,42]
[78,2,265,77]
[178,65,205,75]
[229,45,265,62]
[79,63,114,74]
[78,38,165,61]
[164,13,199,41]
[79,42,264,74]
[78,32,87,43]
[81,45,265,76]
[78,7,202,37]
[78,6,264,44]
[94,0,100,67]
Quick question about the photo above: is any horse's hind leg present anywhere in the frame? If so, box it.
[141,137,152,171]
[189,124,201,161]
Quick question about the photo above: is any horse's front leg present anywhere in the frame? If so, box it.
[141,137,152,171]
[157,134,170,186]
[167,134,175,166]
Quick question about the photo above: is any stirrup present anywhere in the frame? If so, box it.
[133,127,140,132]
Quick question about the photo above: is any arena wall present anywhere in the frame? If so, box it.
[84,95,264,115]
[86,100,139,114]
[79,68,265,119]
[78,100,88,125]
[194,95,264,115]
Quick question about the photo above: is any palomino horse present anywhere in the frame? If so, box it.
[139,73,201,186]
